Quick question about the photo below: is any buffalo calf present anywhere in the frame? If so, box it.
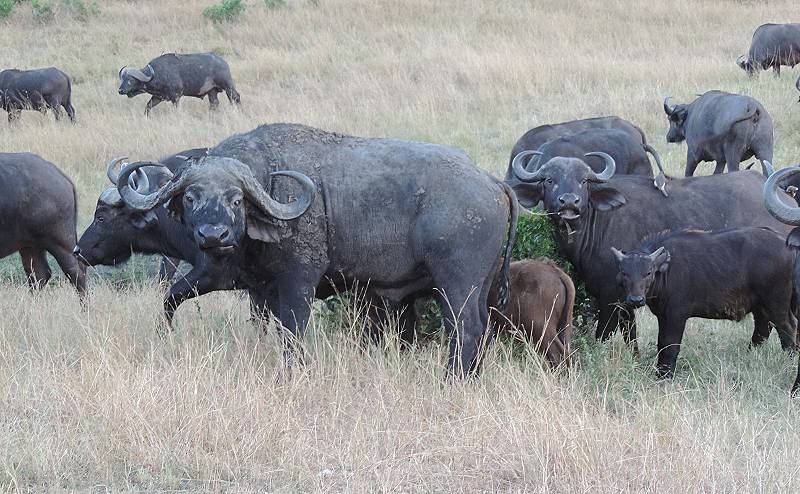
[612,227,797,378]
[499,260,575,368]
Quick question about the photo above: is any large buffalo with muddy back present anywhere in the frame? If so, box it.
[0,153,86,299]
[118,53,241,115]
[111,123,518,377]
[663,91,773,176]
[0,67,75,123]
[737,23,800,77]
[509,152,789,351]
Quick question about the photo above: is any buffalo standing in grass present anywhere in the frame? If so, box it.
[0,153,86,299]
[0,67,75,123]
[509,153,789,350]
[737,23,800,77]
[499,260,575,369]
[118,53,241,115]
[663,91,773,177]
[113,123,517,377]
[612,228,798,378]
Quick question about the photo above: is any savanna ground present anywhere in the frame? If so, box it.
[2,0,800,491]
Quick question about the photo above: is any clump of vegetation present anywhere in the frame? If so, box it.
[62,0,99,21]
[264,0,286,8]
[31,0,54,23]
[0,0,16,19]
[203,0,245,23]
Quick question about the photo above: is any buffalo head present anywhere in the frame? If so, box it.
[75,157,158,266]
[510,150,625,227]
[764,165,800,247]
[663,97,688,143]
[611,246,671,308]
[736,55,757,76]
[118,65,154,97]
[115,156,316,257]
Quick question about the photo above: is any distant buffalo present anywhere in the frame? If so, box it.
[118,53,241,115]
[663,91,773,176]
[737,23,800,77]
[0,67,75,123]
[0,153,86,298]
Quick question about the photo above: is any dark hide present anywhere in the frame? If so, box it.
[737,23,800,77]
[0,67,75,123]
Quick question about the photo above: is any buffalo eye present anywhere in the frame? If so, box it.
[546,178,554,185]
[232,198,241,207]
[580,178,587,185]
[185,196,194,204]
[96,216,105,223]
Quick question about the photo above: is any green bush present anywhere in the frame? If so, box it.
[0,0,15,19]
[31,0,54,23]
[203,0,245,23]
[62,0,99,20]
[264,0,286,8]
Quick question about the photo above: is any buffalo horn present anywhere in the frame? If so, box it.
[763,166,800,225]
[240,169,316,221]
[584,152,616,182]
[511,150,546,182]
[610,247,625,263]
[663,96,675,116]
[117,161,176,211]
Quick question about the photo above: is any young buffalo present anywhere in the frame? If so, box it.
[612,228,798,378]
[499,260,575,368]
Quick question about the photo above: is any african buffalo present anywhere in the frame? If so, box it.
[113,123,518,377]
[612,227,797,378]
[118,53,241,115]
[510,154,789,350]
[0,67,75,123]
[663,91,773,176]
[0,153,86,298]
[737,23,800,77]
[525,128,668,196]
[499,260,575,369]
[505,116,653,185]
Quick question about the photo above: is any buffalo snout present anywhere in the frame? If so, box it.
[626,295,645,307]
[558,193,580,207]
[196,224,233,250]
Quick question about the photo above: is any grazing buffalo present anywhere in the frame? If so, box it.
[763,165,800,394]
[612,227,798,378]
[510,154,790,350]
[0,153,86,298]
[796,75,800,102]
[663,91,773,176]
[114,123,518,377]
[499,260,575,368]
[0,67,75,123]
[525,128,668,196]
[118,53,241,115]
[505,116,652,185]
[737,23,800,77]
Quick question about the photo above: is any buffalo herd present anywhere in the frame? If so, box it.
[3,22,800,391]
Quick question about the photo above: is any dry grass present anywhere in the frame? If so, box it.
[2,0,800,491]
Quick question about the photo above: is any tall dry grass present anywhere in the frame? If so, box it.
[2,0,800,491]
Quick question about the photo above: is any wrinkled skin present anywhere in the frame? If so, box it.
[498,260,575,369]
[737,23,800,77]
[119,53,241,115]
[117,123,518,378]
[510,158,792,350]
[0,153,86,299]
[664,91,773,176]
[505,116,650,186]
[0,67,75,123]
[613,228,798,378]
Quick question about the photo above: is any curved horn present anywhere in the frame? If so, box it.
[129,167,150,192]
[124,66,153,83]
[584,152,616,182]
[242,170,316,221]
[663,96,675,116]
[796,75,800,92]
[511,150,546,182]
[99,187,123,207]
[760,160,775,177]
[106,156,128,185]
[736,55,747,67]
[117,161,176,211]
[763,166,800,225]
[644,144,667,176]
[611,247,625,263]
[118,66,127,79]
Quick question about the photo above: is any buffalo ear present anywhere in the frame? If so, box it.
[654,248,671,273]
[787,227,800,249]
[246,214,282,243]
[131,210,158,230]
[512,183,544,209]
[589,185,626,211]
[164,197,184,223]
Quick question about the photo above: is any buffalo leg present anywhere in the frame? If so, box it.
[275,275,318,368]
[19,248,52,290]
[224,86,241,105]
[724,146,743,173]
[63,102,76,123]
[248,287,279,334]
[158,256,181,283]
[684,155,701,177]
[655,314,687,378]
[618,307,640,356]
[793,359,800,395]
[713,160,726,174]
[49,245,87,302]
[207,90,221,110]
[46,97,62,121]
[750,308,771,348]
[163,266,232,326]
[595,302,620,340]
[144,96,164,116]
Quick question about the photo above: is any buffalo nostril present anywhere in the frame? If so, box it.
[628,295,645,307]
[220,229,230,240]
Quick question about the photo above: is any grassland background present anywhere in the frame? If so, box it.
[2,0,800,491]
